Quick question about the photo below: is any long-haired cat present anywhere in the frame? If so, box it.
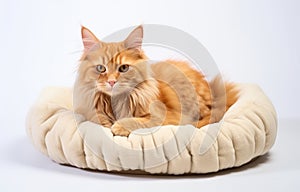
[73,25,238,136]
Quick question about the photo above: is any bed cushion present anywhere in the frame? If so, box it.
[26,83,277,175]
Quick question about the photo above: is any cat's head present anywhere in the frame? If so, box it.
[78,25,152,96]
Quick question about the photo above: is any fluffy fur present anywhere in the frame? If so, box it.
[73,25,238,136]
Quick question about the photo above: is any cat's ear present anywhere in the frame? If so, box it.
[81,26,101,51]
[124,25,143,50]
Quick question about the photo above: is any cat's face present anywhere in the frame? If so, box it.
[91,49,148,95]
[78,26,150,96]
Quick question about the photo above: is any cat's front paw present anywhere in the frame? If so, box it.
[111,122,131,137]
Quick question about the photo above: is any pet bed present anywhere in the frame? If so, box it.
[26,84,277,175]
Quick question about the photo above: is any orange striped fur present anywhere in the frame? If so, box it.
[73,26,238,136]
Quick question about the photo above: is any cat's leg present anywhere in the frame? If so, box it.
[97,114,114,128]
[192,106,228,128]
[111,101,167,136]
[192,115,211,128]
[111,116,164,136]
[111,117,148,136]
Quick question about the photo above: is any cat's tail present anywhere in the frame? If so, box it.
[208,75,239,123]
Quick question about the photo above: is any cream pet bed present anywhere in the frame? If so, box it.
[26,84,277,175]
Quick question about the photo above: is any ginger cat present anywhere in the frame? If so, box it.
[73,25,238,136]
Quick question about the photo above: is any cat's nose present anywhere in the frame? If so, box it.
[108,80,116,87]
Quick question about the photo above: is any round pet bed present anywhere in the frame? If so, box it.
[26,84,277,175]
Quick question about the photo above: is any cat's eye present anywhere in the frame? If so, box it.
[118,64,129,73]
[96,65,106,73]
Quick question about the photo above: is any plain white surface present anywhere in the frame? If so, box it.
[0,0,299,191]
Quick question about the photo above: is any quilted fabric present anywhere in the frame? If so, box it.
[26,84,277,175]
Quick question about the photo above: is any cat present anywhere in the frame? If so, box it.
[73,25,238,137]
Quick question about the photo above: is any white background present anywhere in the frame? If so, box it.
[0,0,299,191]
